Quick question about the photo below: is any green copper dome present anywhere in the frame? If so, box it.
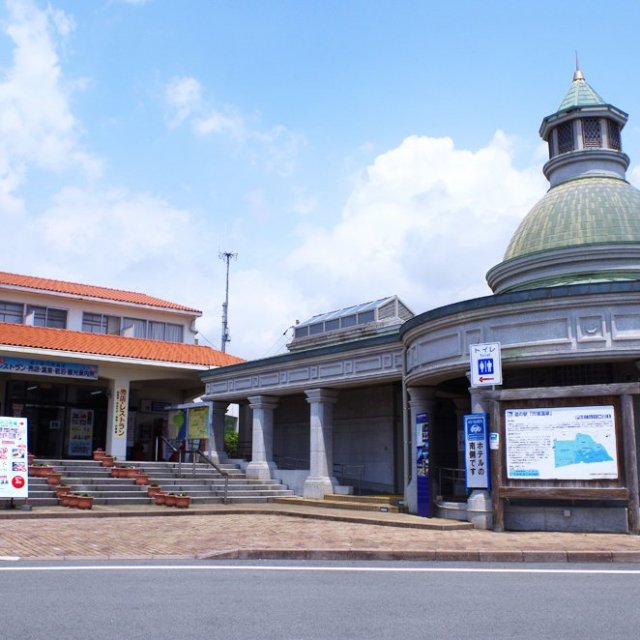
[557,69,606,111]
[504,177,640,260]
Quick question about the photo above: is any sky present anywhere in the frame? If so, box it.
[2,0,640,360]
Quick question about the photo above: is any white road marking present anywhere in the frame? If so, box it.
[0,564,639,575]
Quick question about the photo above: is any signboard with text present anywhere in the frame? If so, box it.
[0,416,28,499]
[505,406,618,480]
[470,342,502,387]
[0,356,97,380]
[416,412,431,517]
[464,414,490,490]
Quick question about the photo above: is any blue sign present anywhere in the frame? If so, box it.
[416,412,431,517]
[0,356,98,380]
[464,414,490,491]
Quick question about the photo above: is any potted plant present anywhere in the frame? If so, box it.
[135,474,149,486]
[164,493,177,507]
[47,472,63,486]
[75,494,93,510]
[174,493,191,509]
[55,484,71,499]
[27,452,35,466]
[147,484,162,498]
[111,466,127,478]
[125,467,139,479]
[93,448,106,461]
[153,492,167,505]
[29,464,54,477]
[66,494,79,508]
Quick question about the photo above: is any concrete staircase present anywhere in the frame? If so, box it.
[26,459,294,507]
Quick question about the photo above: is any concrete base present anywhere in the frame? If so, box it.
[435,500,468,522]
[334,485,354,496]
[273,469,309,496]
[467,490,493,530]
[303,476,334,499]
[245,461,274,481]
[505,504,629,533]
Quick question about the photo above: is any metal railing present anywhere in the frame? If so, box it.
[333,462,365,496]
[436,466,467,500]
[155,436,229,504]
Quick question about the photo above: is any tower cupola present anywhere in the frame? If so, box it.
[539,66,629,187]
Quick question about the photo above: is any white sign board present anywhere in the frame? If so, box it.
[505,406,618,480]
[0,416,29,498]
[464,414,490,490]
[470,342,502,387]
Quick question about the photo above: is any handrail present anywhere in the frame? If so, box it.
[156,436,229,504]
[191,448,229,504]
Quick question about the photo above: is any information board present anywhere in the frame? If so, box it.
[415,412,431,518]
[505,406,618,480]
[0,416,28,499]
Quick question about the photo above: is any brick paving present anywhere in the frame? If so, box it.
[1,503,640,562]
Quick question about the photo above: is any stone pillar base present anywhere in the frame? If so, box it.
[467,490,493,530]
[246,461,275,481]
[303,476,334,499]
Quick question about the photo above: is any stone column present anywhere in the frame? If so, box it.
[106,376,130,460]
[303,388,339,499]
[406,386,436,514]
[467,387,495,530]
[208,401,229,465]
[245,395,278,480]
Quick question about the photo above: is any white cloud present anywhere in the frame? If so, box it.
[285,132,546,319]
[164,74,304,176]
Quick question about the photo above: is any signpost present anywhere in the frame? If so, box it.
[470,342,502,387]
[0,416,28,500]
[415,412,431,517]
[464,414,490,490]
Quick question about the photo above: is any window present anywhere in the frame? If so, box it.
[309,323,323,335]
[0,301,23,323]
[557,121,574,154]
[341,315,357,328]
[357,310,375,324]
[607,120,621,151]
[27,305,67,329]
[325,319,340,332]
[123,317,147,338]
[148,321,184,343]
[294,326,309,339]
[582,118,601,149]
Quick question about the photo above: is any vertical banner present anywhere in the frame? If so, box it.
[464,414,490,491]
[113,387,128,440]
[0,416,28,498]
[416,411,431,517]
[167,410,186,440]
[188,406,209,440]
[68,409,94,456]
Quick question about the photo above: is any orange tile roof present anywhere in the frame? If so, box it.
[0,271,201,314]
[0,323,244,367]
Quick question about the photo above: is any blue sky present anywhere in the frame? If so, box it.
[2,0,640,358]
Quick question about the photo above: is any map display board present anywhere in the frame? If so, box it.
[0,416,28,498]
[505,406,618,480]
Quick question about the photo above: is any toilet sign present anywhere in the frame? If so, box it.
[470,342,502,387]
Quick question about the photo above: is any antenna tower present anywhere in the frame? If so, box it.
[219,250,237,353]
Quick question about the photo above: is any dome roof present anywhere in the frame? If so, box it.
[504,177,640,260]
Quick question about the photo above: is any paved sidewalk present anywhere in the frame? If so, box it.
[1,503,640,562]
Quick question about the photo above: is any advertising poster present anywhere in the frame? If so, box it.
[505,406,618,480]
[188,406,209,439]
[464,414,490,490]
[415,412,431,517]
[113,388,128,440]
[0,416,28,499]
[68,409,94,456]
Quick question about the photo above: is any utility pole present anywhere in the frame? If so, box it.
[219,251,237,353]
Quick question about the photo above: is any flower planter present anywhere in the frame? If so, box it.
[125,467,139,478]
[93,449,106,461]
[174,495,191,509]
[55,486,71,499]
[47,473,62,486]
[154,492,167,505]
[111,467,127,478]
[66,494,79,508]
[135,475,149,486]
[75,495,93,510]
[147,486,162,498]
[27,453,35,466]
[29,465,54,477]
[164,494,177,507]
[101,456,114,468]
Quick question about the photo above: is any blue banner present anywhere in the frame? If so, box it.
[0,356,98,380]
[416,412,431,517]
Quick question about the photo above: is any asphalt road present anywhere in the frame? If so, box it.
[2,560,639,640]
